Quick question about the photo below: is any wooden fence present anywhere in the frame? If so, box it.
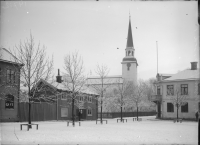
[19,103,156,122]
[98,112,157,119]
[19,102,57,122]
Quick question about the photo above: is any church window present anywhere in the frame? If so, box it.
[128,51,131,56]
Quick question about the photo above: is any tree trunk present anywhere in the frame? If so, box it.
[121,106,123,122]
[137,106,138,121]
[72,98,75,126]
[79,109,81,121]
[101,101,103,124]
[28,96,32,129]
[177,106,179,121]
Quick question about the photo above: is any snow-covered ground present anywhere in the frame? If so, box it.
[0,116,198,145]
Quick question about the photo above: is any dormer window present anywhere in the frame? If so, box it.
[79,96,84,102]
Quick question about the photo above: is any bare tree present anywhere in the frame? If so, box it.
[128,80,147,120]
[87,64,110,123]
[145,78,157,100]
[168,85,187,120]
[12,33,54,128]
[112,79,132,122]
[63,51,86,126]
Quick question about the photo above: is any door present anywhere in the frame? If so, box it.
[157,101,161,118]
[76,109,86,120]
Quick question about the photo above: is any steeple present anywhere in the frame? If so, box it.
[121,13,138,84]
[126,15,134,48]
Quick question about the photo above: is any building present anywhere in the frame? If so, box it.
[151,62,200,120]
[0,48,23,122]
[30,72,99,121]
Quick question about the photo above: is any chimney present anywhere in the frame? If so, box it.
[56,69,62,83]
[191,62,198,70]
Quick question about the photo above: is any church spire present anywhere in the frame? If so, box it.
[126,14,134,48]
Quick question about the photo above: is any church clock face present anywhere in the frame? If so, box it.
[127,63,131,71]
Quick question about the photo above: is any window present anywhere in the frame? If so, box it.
[88,96,92,103]
[167,85,174,95]
[157,86,161,95]
[0,68,2,83]
[11,70,15,83]
[181,84,188,95]
[199,102,200,111]
[6,69,16,84]
[6,69,11,83]
[87,107,92,116]
[198,83,200,95]
[181,102,188,113]
[61,93,67,100]
[167,103,174,112]
[61,108,68,117]
[5,94,14,109]
[79,96,84,102]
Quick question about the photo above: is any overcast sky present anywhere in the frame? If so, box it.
[1,1,198,80]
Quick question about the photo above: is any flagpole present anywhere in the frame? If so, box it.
[156,41,158,74]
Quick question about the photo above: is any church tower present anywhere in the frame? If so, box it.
[121,15,138,83]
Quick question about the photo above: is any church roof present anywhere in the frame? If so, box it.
[87,75,123,85]
[122,57,137,62]
[126,19,134,48]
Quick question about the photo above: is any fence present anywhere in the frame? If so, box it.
[98,112,157,119]
[19,102,57,122]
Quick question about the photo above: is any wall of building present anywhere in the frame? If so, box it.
[160,80,199,120]
[0,61,20,122]
[122,62,137,83]
[57,94,98,121]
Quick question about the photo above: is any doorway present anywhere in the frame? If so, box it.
[157,101,161,118]
[76,109,86,120]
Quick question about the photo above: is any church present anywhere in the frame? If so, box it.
[87,16,139,112]
[87,16,138,88]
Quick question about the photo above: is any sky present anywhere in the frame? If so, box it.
[0,1,198,81]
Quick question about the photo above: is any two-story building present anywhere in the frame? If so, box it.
[0,48,23,122]
[31,71,99,121]
[151,62,199,120]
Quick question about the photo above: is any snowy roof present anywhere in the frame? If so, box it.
[0,48,23,65]
[34,79,99,96]
[87,75,123,85]
[162,69,199,82]
[157,73,174,77]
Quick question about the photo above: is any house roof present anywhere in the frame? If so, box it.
[162,69,199,82]
[0,48,23,66]
[33,79,99,95]
[87,75,123,85]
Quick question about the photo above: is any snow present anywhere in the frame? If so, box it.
[0,116,198,144]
